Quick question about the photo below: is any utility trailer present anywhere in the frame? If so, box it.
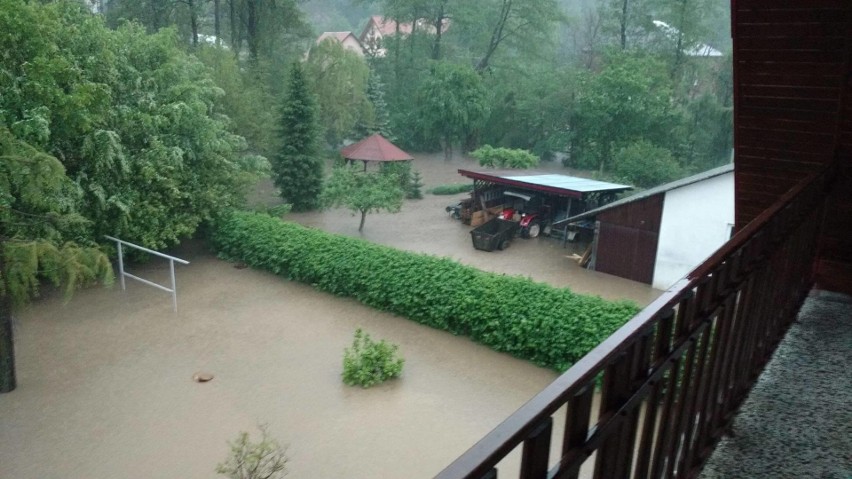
[470,218,520,252]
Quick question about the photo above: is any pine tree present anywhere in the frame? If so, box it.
[355,71,394,142]
[272,62,323,212]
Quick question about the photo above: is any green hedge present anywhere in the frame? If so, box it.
[428,183,474,195]
[211,211,640,371]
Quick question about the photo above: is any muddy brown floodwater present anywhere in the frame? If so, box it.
[253,152,661,306]
[0,153,659,479]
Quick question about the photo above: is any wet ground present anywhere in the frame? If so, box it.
[0,252,560,478]
[0,153,660,478]
[252,152,661,306]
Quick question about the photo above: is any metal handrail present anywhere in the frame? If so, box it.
[104,236,189,312]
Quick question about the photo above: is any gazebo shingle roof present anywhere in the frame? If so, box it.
[340,134,413,162]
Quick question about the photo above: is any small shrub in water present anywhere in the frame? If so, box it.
[216,424,288,479]
[342,328,404,387]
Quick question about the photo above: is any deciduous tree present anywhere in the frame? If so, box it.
[320,164,404,232]
[305,38,371,147]
[416,62,489,160]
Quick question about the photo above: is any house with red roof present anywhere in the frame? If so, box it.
[315,31,365,57]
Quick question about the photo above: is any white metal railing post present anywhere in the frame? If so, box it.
[169,259,177,312]
[117,241,126,291]
[104,236,189,313]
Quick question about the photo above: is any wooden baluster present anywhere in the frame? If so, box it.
[593,350,631,479]
[561,385,594,479]
[633,311,675,479]
[520,417,553,479]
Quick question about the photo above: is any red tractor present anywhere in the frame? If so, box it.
[496,191,552,238]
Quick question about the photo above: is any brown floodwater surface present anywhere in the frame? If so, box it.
[0,153,659,478]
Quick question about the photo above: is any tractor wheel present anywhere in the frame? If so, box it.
[499,239,510,250]
[527,222,541,238]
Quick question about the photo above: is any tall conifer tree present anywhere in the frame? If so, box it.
[272,62,323,212]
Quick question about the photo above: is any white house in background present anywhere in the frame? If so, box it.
[315,31,365,56]
[652,20,724,57]
[555,164,734,289]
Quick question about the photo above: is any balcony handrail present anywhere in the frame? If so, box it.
[436,164,832,479]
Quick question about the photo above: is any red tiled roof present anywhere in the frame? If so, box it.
[340,134,413,162]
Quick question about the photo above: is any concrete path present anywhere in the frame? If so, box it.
[700,290,852,479]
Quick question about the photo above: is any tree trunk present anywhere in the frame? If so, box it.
[214,0,221,44]
[620,0,628,49]
[475,0,511,72]
[0,290,15,394]
[431,3,446,60]
[359,210,367,232]
[189,0,198,46]
[229,0,239,54]
[246,0,259,62]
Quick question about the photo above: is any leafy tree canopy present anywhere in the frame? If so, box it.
[305,38,371,147]
[472,145,539,169]
[0,0,267,250]
[320,164,404,232]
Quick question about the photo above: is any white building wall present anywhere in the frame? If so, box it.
[652,172,734,289]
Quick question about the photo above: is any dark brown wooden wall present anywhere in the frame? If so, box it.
[594,194,664,285]
[733,0,852,294]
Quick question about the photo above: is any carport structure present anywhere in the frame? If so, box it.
[458,169,632,222]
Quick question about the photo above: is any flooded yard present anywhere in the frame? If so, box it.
[254,152,661,306]
[0,251,559,478]
[1,153,660,478]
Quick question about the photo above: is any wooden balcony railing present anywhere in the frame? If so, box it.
[436,165,832,479]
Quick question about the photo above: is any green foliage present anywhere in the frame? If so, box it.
[428,184,474,195]
[472,145,540,169]
[342,328,405,388]
[216,425,288,479]
[266,204,293,218]
[354,70,394,142]
[611,140,682,188]
[571,52,679,172]
[380,162,421,199]
[321,164,404,232]
[0,128,113,305]
[272,62,324,212]
[416,62,489,160]
[305,39,371,146]
[0,1,266,250]
[211,211,641,371]
[408,170,424,199]
[195,46,277,157]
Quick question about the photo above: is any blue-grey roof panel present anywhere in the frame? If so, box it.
[500,174,632,193]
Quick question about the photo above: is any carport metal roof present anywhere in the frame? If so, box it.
[458,169,632,198]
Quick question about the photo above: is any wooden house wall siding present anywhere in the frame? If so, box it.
[733,0,852,294]
[594,194,664,284]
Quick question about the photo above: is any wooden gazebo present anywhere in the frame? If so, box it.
[340,133,413,171]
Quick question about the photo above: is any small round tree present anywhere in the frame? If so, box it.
[320,164,404,232]
[272,62,323,212]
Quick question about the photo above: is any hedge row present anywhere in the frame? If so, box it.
[211,211,640,371]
